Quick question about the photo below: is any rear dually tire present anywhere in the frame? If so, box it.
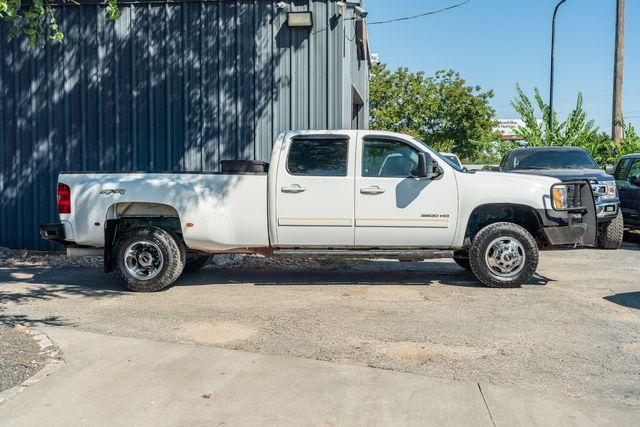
[113,227,186,292]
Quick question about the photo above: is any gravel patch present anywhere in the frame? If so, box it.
[0,327,48,392]
[0,246,364,271]
[0,247,101,268]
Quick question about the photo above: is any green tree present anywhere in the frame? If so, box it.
[582,123,640,164]
[510,85,640,164]
[510,84,599,147]
[369,64,497,161]
[0,0,119,45]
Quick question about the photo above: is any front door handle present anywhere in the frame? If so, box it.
[360,186,385,195]
[281,184,306,194]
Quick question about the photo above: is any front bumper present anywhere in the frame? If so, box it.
[595,200,619,222]
[542,223,590,246]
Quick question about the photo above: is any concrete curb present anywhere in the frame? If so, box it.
[0,328,65,404]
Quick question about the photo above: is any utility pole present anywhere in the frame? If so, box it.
[549,0,568,135]
[612,0,625,146]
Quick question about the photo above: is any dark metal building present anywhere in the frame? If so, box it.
[0,0,370,249]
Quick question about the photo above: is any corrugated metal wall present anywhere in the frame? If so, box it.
[0,0,370,249]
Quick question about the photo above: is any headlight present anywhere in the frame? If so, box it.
[551,185,569,210]
[591,180,618,200]
[604,181,617,199]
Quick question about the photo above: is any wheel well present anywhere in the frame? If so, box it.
[104,203,183,273]
[464,204,544,245]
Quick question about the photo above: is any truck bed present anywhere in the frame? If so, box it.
[58,172,269,251]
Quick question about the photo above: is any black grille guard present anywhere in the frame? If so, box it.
[549,180,598,246]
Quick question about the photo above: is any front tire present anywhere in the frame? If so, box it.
[113,227,186,292]
[469,222,539,288]
[597,211,624,249]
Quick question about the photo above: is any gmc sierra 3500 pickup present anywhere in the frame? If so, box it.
[40,130,598,291]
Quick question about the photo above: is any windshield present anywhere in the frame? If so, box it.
[411,138,465,172]
[509,150,598,170]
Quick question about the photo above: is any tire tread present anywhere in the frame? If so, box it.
[597,211,624,249]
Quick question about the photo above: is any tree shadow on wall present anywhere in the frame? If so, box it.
[0,1,328,250]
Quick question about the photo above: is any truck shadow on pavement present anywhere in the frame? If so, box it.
[604,292,640,310]
[623,233,640,249]
[175,261,552,288]
[0,262,552,328]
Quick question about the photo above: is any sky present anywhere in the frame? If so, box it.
[365,0,640,133]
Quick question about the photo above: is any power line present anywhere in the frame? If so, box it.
[367,0,472,26]
[597,113,640,127]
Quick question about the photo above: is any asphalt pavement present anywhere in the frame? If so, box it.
[0,327,638,426]
[0,240,639,424]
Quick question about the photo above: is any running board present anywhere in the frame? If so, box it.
[272,249,453,260]
[67,247,103,257]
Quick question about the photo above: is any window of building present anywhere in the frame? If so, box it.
[362,139,419,178]
[287,138,349,176]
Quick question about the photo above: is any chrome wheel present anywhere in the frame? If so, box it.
[124,240,164,280]
[484,237,526,278]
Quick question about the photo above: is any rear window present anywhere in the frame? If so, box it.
[287,138,349,176]
[509,150,598,170]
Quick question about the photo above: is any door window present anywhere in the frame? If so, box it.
[499,155,508,171]
[287,138,348,176]
[628,159,640,181]
[614,158,632,180]
[362,139,419,178]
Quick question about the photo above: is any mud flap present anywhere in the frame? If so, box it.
[104,219,119,273]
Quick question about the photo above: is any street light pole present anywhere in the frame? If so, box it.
[549,0,568,135]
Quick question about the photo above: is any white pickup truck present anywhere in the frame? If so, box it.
[40,130,597,291]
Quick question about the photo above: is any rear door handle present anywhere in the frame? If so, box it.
[281,184,306,194]
[360,186,385,195]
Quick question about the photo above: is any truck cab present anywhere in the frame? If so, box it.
[271,131,459,248]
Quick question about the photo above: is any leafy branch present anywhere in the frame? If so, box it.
[370,63,498,161]
[0,0,120,46]
[510,84,640,164]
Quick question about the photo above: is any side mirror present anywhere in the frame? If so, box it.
[630,175,640,187]
[416,152,440,179]
[604,164,615,175]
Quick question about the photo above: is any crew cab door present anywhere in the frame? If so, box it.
[354,134,459,247]
[274,134,355,246]
[620,158,640,223]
